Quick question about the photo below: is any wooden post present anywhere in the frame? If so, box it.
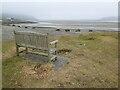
[14,30,19,56]
[55,43,57,61]
[47,33,50,62]
[25,47,28,54]
[16,45,19,56]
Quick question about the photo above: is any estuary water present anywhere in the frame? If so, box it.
[14,21,118,31]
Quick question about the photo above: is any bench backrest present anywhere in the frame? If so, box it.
[14,31,49,50]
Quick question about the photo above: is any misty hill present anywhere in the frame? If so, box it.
[97,16,118,22]
[2,13,38,24]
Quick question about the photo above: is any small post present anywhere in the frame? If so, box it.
[55,43,57,61]
[25,47,28,54]
[16,45,19,56]
[14,30,19,56]
[47,33,51,62]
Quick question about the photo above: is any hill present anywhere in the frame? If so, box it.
[2,13,38,25]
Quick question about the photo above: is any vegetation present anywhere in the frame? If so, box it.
[2,31,118,88]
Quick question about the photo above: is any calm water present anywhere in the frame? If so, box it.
[14,21,118,31]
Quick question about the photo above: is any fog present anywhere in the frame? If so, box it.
[2,2,118,20]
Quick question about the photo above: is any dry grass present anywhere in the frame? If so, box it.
[2,40,16,59]
[2,31,118,88]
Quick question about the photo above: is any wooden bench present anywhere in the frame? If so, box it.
[14,31,58,62]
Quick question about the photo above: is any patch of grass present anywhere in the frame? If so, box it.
[93,60,104,65]
[2,56,23,88]
[2,40,16,59]
[3,56,22,64]
[2,40,15,53]
[97,31,118,39]
[78,34,96,40]
[58,49,72,55]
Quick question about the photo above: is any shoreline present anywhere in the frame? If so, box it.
[1,25,118,41]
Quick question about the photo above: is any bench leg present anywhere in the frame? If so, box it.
[55,43,57,61]
[16,45,19,56]
[48,52,51,62]
[25,47,28,54]
[55,56,57,61]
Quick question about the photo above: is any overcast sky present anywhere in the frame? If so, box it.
[2,2,118,20]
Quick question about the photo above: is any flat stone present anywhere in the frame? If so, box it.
[20,52,69,70]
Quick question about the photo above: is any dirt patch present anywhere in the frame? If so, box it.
[34,64,52,77]
[75,54,85,57]
[22,62,53,79]
[85,37,95,40]
[58,49,72,55]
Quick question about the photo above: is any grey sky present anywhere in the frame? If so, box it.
[2,2,118,20]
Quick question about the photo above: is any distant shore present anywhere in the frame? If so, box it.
[5,21,118,31]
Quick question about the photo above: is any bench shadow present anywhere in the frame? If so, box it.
[20,52,69,70]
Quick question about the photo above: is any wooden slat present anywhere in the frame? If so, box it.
[50,55,57,60]
[14,31,49,50]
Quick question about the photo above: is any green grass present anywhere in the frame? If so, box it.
[2,40,15,53]
[2,56,23,88]
[2,31,118,88]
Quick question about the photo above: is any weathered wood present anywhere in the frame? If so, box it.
[25,47,28,54]
[47,33,50,62]
[50,40,58,45]
[14,30,58,62]
[16,45,19,56]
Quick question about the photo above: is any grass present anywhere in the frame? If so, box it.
[2,40,15,53]
[2,40,16,59]
[2,56,23,87]
[2,31,118,88]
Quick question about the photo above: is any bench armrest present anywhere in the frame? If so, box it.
[50,40,58,45]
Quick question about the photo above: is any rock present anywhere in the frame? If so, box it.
[67,62,69,64]
[65,52,68,55]
[28,71,37,75]
[101,79,105,82]
[74,56,77,58]
[15,81,18,85]
[72,82,75,85]
[14,73,16,75]
[58,83,64,87]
